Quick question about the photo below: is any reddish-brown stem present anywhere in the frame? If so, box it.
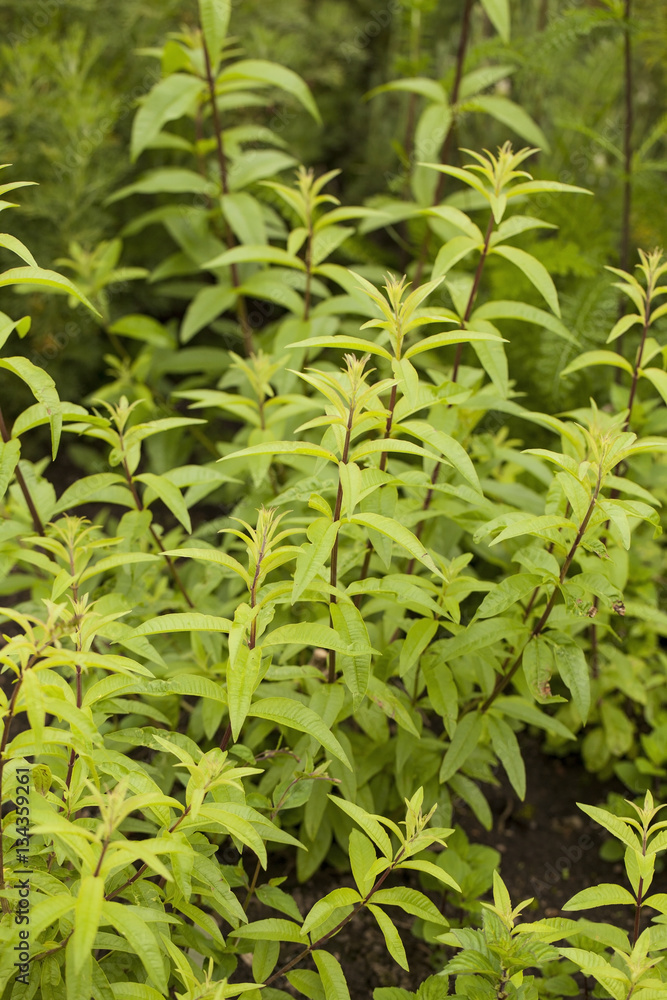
[615,0,634,372]
[328,408,355,683]
[624,289,651,432]
[0,405,44,535]
[105,803,191,901]
[414,0,474,284]
[354,382,399,606]
[263,846,404,988]
[121,460,194,609]
[0,675,23,908]
[221,532,266,751]
[403,213,495,580]
[202,40,253,355]
[480,468,603,712]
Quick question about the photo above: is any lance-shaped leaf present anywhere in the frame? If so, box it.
[218,440,339,465]
[0,356,61,457]
[348,513,443,577]
[248,697,352,769]
[218,59,321,122]
[0,266,100,315]
[491,245,560,315]
[131,74,204,162]
[127,613,233,636]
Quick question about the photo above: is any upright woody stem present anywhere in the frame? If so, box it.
[0,405,44,535]
[480,465,604,713]
[328,406,355,683]
[202,41,253,355]
[414,0,475,285]
[407,212,495,568]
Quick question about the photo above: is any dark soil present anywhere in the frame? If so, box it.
[251,736,656,1000]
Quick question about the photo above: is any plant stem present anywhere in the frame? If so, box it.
[354,380,400,605]
[221,530,265,751]
[202,40,253,355]
[480,466,603,713]
[121,459,195,609]
[105,804,191,901]
[414,0,474,284]
[0,675,23,911]
[623,283,651,433]
[0,405,44,534]
[615,0,634,370]
[632,824,648,945]
[263,846,404,988]
[405,212,495,572]
[328,406,355,683]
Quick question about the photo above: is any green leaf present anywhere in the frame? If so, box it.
[130,74,203,161]
[328,796,393,858]
[370,887,447,925]
[219,59,321,122]
[0,266,100,315]
[472,300,576,344]
[313,951,351,1000]
[0,232,37,266]
[127,613,233,636]
[162,547,251,586]
[399,420,482,494]
[437,618,527,662]
[491,245,560,315]
[523,636,556,702]
[227,645,262,741]
[180,284,236,343]
[219,439,338,465]
[199,0,231,67]
[331,601,372,706]
[553,637,590,723]
[229,918,305,943]
[473,574,542,620]
[463,95,547,149]
[292,522,339,602]
[0,356,61,456]
[563,883,636,910]
[366,77,447,103]
[0,438,20,500]
[262,622,372,657]
[495,696,575,741]
[641,367,667,405]
[221,192,267,246]
[301,887,361,938]
[440,712,483,782]
[487,715,526,799]
[349,829,377,897]
[72,876,104,972]
[576,803,641,851]
[135,472,191,532]
[368,905,409,970]
[404,328,502,359]
[202,243,305,271]
[561,351,634,377]
[102,902,168,990]
[287,334,393,361]
[348,513,442,577]
[108,168,217,203]
[249,697,352,770]
[397,860,461,892]
[480,0,510,41]
[431,236,480,279]
[399,619,438,677]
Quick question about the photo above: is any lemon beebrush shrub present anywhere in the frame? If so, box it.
[2,206,667,1000]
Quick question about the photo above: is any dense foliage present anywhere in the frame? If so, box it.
[1,1,666,998]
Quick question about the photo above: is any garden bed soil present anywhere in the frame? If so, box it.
[254,737,645,999]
